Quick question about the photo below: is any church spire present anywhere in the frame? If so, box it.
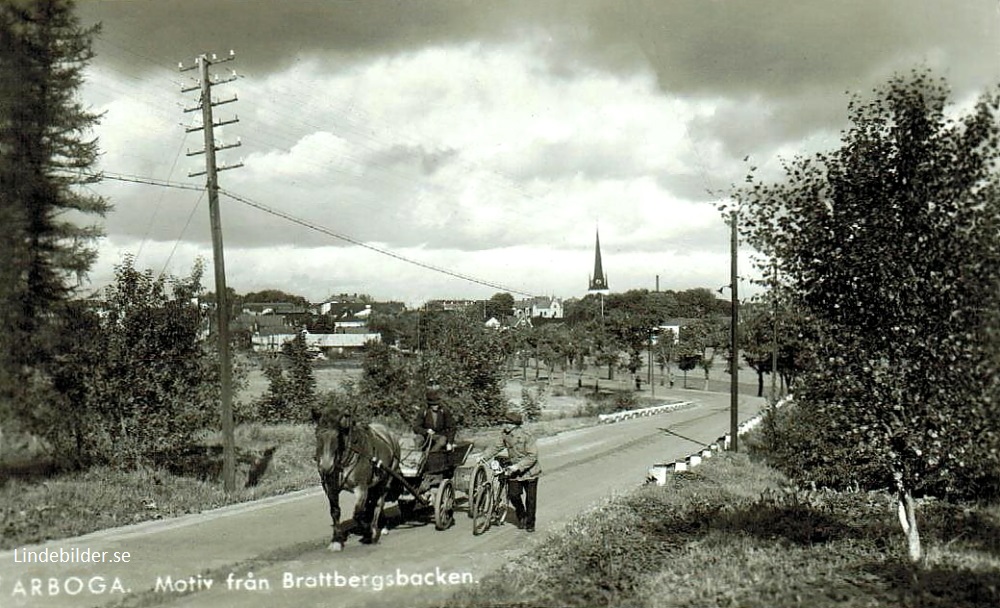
[588,227,608,293]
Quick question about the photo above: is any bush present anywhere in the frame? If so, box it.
[356,316,510,427]
[572,390,636,418]
[613,390,638,411]
[745,401,893,492]
[520,384,545,422]
[34,257,244,470]
[747,398,1000,502]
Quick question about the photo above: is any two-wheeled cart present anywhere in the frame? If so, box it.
[390,437,475,530]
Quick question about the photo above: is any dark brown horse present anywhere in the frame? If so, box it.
[314,408,400,551]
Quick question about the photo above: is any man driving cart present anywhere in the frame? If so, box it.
[411,379,456,453]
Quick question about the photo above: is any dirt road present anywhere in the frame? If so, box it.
[0,389,763,608]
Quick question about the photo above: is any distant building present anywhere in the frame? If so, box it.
[251,328,381,355]
[587,227,609,294]
[426,299,477,312]
[515,296,564,320]
[320,300,406,323]
[655,318,697,344]
[242,302,308,316]
[317,293,369,315]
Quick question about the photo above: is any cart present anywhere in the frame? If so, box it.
[390,436,475,530]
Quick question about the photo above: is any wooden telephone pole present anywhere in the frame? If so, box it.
[770,260,778,405]
[181,51,243,493]
[730,209,739,452]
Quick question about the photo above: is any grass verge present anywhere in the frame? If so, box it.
[444,452,1000,608]
[0,423,317,550]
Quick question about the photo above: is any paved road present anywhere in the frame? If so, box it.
[0,389,764,608]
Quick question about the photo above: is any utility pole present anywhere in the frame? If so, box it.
[648,331,654,397]
[730,209,739,452]
[181,51,243,493]
[770,260,778,406]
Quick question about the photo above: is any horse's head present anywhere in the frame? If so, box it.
[315,427,339,476]
[314,409,354,477]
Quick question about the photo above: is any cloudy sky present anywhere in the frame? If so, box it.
[73,0,1000,307]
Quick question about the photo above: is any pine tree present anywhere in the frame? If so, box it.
[283,330,317,421]
[0,1,108,412]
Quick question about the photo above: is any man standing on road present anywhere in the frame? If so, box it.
[484,410,541,532]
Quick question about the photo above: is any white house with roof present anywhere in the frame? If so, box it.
[516,296,564,320]
[251,328,381,355]
[654,319,696,344]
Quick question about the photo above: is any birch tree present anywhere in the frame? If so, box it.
[736,70,1000,562]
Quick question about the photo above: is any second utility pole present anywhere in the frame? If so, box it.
[182,51,242,493]
[730,209,739,452]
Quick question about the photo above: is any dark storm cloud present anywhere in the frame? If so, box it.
[77,0,1000,299]
[685,89,850,163]
[579,0,999,97]
[79,1,999,157]
[569,0,1000,166]
[79,1,999,93]
[77,0,516,75]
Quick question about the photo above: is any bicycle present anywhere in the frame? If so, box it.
[470,455,510,536]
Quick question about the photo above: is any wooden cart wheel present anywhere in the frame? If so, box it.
[470,462,493,536]
[463,468,475,519]
[433,479,455,530]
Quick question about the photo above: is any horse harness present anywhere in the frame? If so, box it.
[320,423,395,491]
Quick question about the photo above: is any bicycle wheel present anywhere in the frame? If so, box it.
[470,462,493,536]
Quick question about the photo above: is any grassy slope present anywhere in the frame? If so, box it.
[445,453,1000,608]
[0,423,318,549]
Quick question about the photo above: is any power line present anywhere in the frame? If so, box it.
[137,131,192,265]
[159,187,206,278]
[85,30,572,232]
[218,187,539,298]
[69,169,539,298]
[70,170,206,192]
[181,50,241,494]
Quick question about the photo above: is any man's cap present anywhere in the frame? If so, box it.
[426,388,442,405]
[504,410,523,425]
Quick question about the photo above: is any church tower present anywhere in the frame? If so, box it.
[588,227,609,294]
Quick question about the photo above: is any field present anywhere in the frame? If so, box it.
[237,357,362,405]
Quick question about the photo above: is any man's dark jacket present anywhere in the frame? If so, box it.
[411,407,456,444]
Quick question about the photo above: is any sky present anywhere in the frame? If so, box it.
[71,0,1000,307]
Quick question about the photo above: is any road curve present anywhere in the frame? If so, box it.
[0,389,764,608]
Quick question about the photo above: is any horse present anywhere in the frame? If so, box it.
[313,408,401,552]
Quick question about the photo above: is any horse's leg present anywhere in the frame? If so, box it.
[354,485,373,543]
[370,489,387,544]
[322,476,346,552]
